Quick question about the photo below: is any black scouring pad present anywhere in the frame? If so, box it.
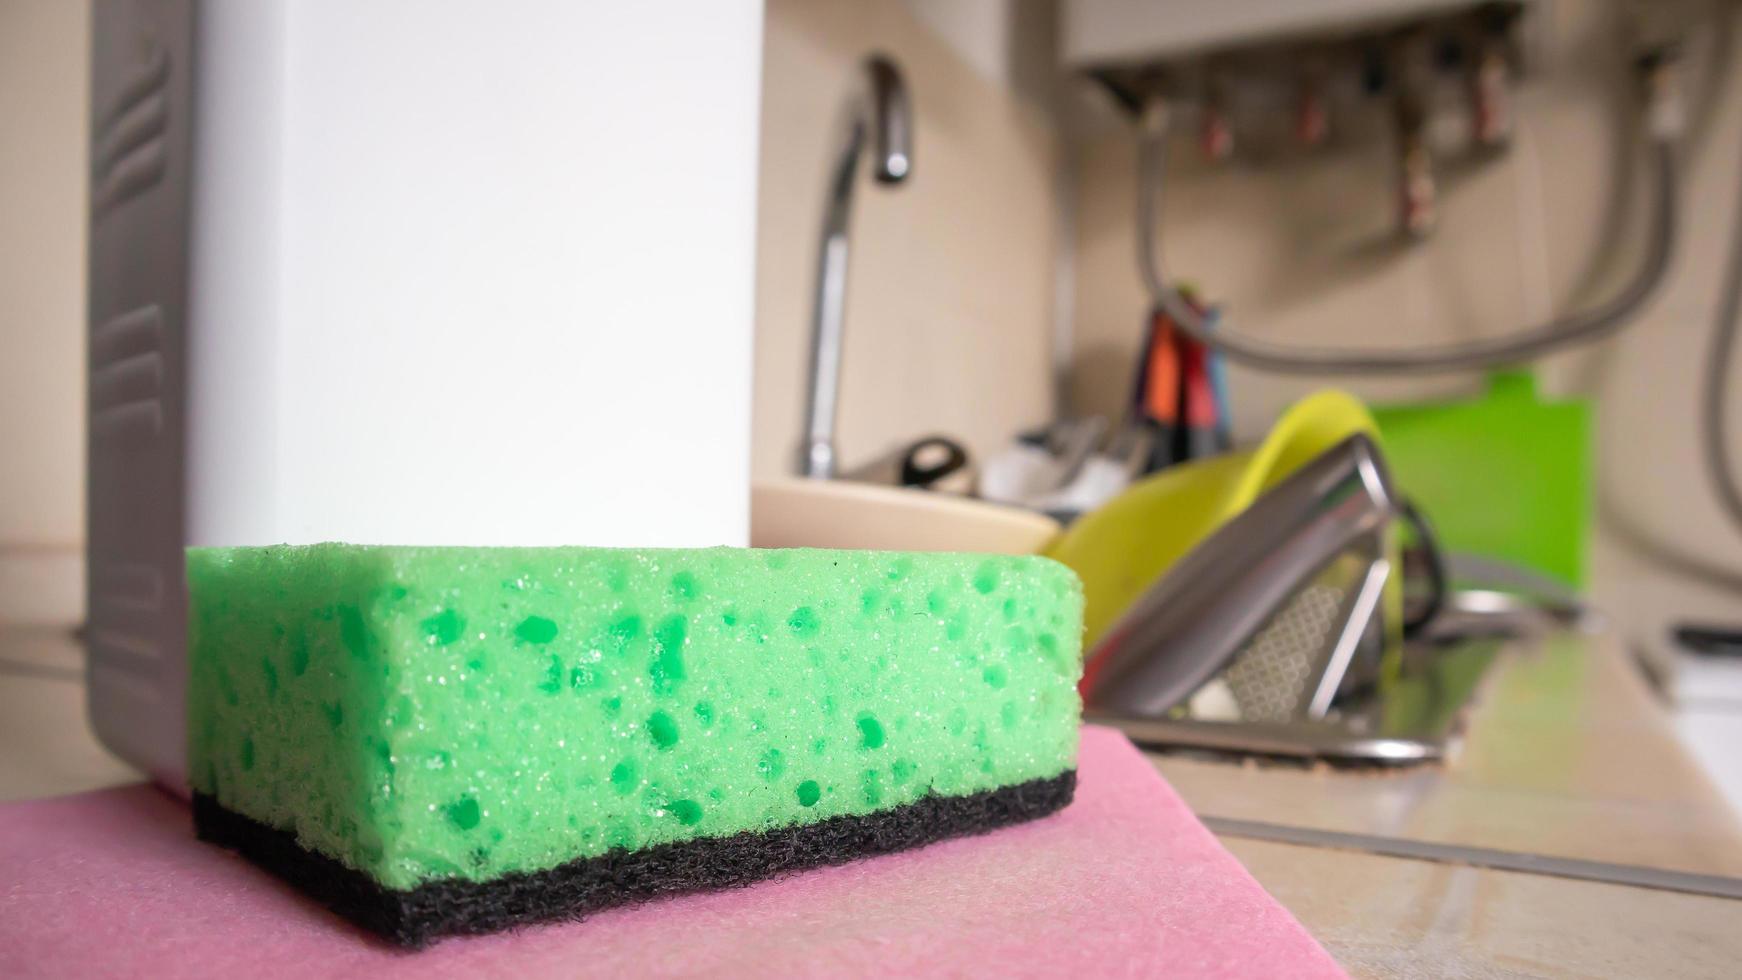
[195,770,1075,947]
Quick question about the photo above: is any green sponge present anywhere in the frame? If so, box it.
[186,545,1082,942]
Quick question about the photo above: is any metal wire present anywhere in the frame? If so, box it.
[1133,79,1681,375]
[1704,118,1742,537]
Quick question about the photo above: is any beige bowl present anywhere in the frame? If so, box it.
[751,479,1060,554]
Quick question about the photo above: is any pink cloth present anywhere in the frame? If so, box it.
[0,726,1343,978]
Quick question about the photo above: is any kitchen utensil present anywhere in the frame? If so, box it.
[839,434,970,490]
[1047,389,1399,650]
[1673,623,1742,658]
[980,417,1110,511]
[1043,415,1108,492]
[1125,295,1232,477]
[1413,553,1597,642]
[1079,433,1399,720]
[978,441,1062,506]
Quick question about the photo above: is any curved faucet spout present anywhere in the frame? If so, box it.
[798,54,912,479]
[864,57,912,183]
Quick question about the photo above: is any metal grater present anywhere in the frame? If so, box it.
[1219,581,1347,722]
[1169,539,1393,727]
[1212,539,1389,723]
[1082,435,1399,721]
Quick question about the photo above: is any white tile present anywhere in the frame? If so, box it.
[0,673,139,802]
[1674,709,1742,822]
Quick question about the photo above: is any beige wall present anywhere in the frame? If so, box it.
[0,0,88,624]
[1067,0,1742,635]
[752,0,1059,480]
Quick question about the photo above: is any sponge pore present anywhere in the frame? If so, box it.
[187,545,1082,894]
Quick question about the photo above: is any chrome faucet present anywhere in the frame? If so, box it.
[798,54,912,479]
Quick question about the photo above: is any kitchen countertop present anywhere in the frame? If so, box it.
[3,624,1740,977]
[1152,630,1742,876]
[0,627,139,800]
[1146,627,1742,977]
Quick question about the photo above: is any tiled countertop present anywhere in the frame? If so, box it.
[1152,630,1742,876]
[1150,628,1742,977]
[0,627,139,801]
[4,625,1740,977]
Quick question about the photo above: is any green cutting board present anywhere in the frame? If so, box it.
[1372,372,1591,589]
